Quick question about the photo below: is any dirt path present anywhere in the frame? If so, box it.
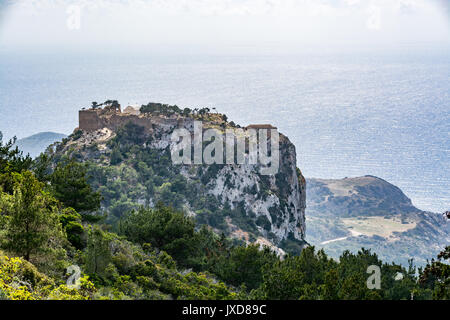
[320,229,363,245]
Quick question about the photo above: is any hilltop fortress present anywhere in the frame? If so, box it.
[78,102,277,133]
[78,103,281,174]
[73,101,306,248]
[79,104,181,133]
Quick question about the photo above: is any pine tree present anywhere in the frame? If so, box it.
[1,171,62,261]
[85,225,112,277]
[50,160,102,214]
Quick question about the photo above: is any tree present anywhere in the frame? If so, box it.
[0,132,33,193]
[198,108,210,119]
[1,171,62,261]
[0,132,32,173]
[59,207,85,250]
[50,160,102,216]
[85,225,113,278]
[256,246,340,299]
[32,152,52,183]
[182,108,192,116]
[420,246,450,299]
[110,146,123,165]
[118,203,197,267]
[212,244,278,291]
[111,100,120,111]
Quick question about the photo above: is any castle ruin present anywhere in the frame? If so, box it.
[78,103,277,135]
[79,104,188,133]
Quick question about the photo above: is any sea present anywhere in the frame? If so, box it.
[0,50,449,213]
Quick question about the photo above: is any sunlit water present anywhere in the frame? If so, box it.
[0,51,448,212]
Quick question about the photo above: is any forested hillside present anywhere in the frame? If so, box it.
[55,102,307,255]
[0,119,448,299]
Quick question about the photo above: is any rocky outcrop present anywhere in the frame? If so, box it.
[56,105,307,253]
[306,176,450,266]
[307,176,420,217]
[199,133,306,243]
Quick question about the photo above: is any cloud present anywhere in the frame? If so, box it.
[0,0,448,52]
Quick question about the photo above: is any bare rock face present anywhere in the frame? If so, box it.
[200,133,306,245]
[57,107,307,253]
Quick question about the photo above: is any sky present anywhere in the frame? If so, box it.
[0,0,449,54]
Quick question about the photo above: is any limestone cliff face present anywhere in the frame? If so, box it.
[195,133,306,244]
[59,107,307,252]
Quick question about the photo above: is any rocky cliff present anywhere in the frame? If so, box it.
[306,176,449,266]
[52,104,307,254]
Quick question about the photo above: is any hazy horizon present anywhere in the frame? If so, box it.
[0,0,449,54]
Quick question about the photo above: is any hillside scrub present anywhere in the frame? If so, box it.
[0,130,448,300]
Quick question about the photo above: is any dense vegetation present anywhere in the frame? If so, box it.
[0,131,448,300]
